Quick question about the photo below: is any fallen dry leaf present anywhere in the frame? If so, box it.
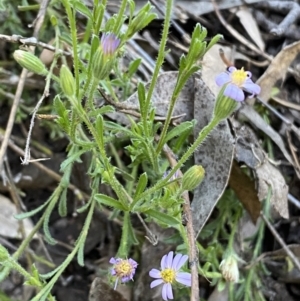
[238,104,294,165]
[229,161,261,223]
[256,161,289,219]
[235,6,265,51]
[254,40,300,103]
[232,119,289,219]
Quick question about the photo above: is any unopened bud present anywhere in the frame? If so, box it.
[92,33,120,80]
[219,253,239,283]
[181,165,205,191]
[213,86,238,121]
[13,50,47,75]
[60,65,75,97]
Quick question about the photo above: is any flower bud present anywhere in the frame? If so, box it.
[13,50,47,75]
[92,33,120,80]
[0,245,10,262]
[92,47,107,80]
[181,165,205,191]
[213,86,238,121]
[60,65,75,97]
[163,170,181,193]
[219,253,239,283]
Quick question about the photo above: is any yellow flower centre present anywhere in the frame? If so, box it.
[231,68,247,87]
[115,260,133,277]
[160,268,176,283]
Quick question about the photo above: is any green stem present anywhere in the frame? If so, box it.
[118,211,130,257]
[94,0,107,35]
[113,0,127,34]
[179,223,189,250]
[81,71,93,99]
[227,215,238,252]
[63,0,80,97]
[68,96,133,209]
[245,192,270,301]
[4,258,40,286]
[86,78,98,110]
[156,71,190,153]
[142,0,173,136]
[137,117,220,202]
[30,199,96,301]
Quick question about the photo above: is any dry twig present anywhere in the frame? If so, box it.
[0,34,71,56]
[261,212,300,272]
[255,1,300,36]
[162,143,199,301]
[0,0,50,173]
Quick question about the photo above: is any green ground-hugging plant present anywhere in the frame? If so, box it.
[0,0,267,300]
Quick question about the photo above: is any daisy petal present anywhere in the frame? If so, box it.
[175,254,188,270]
[121,276,130,282]
[243,81,261,95]
[176,272,192,286]
[149,269,161,278]
[228,66,237,73]
[150,279,164,288]
[162,283,173,301]
[215,72,231,87]
[166,251,174,268]
[109,257,117,264]
[224,84,245,102]
[161,254,167,269]
[171,254,182,270]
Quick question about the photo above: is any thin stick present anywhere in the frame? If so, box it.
[0,34,71,56]
[162,143,199,301]
[261,212,300,271]
[211,0,271,60]
[0,69,28,173]
[0,0,50,173]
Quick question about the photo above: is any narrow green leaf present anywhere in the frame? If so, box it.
[95,115,104,147]
[40,265,62,279]
[58,188,68,217]
[115,167,135,182]
[137,82,146,108]
[95,194,128,211]
[128,58,142,77]
[105,121,133,136]
[128,0,135,19]
[206,34,223,53]
[198,25,208,41]
[60,150,85,172]
[134,172,148,199]
[77,198,92,213]
[77,241,85,267]
[173,121,196,152]
[73,0,93,19]
[165,121,194,143]
[43,193,60,245]
[76,199,96,266]
[15,199,50,220]
[179,55,187,73]
[90,34,100,58]
[145,209,180,226]
[53,95,67,117]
